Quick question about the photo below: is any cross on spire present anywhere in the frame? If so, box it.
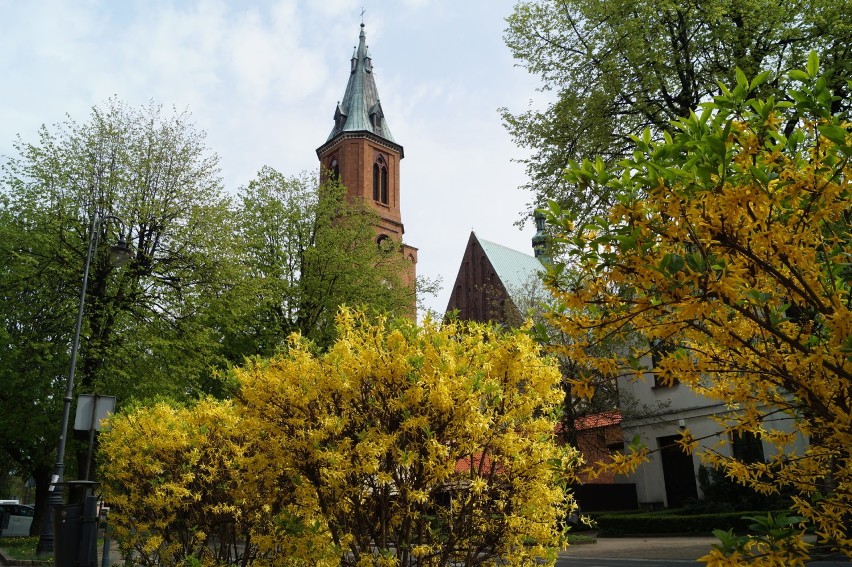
[360,7,366,25]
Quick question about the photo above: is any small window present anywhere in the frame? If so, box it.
[650,339,679,387]
[731,431,765,463]
[377,234,394,253]
[330,158,339,180]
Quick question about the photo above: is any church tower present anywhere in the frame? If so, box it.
[316,23,417,288]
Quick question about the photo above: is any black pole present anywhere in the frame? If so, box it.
[35,212,130,558]
[36,213,102,557]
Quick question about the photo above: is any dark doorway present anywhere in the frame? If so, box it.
[658,434,697,508]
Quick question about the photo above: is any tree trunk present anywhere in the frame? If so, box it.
[30,463,52,537]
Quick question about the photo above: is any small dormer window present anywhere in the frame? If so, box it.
[334,103,346,131]
[369,102,383,133]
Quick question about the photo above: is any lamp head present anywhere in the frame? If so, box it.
[108,237,132,267]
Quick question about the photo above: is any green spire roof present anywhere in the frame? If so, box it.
[326,24,396,144]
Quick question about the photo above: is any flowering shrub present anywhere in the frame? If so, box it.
[100,399,256,566]
[543,53,852,562]
[101,309,576,566]
[236,309,577,566]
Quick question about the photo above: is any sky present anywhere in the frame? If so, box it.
[0,0,549,317]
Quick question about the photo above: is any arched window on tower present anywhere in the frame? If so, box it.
[381,165,388,204]
[377,234,394,253]
[373,155,388,204]
[373,163,380,201]
[330,157,340,181]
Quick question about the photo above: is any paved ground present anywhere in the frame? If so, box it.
[4,536,849,566]
[561,533,718,561]
[561,534,852,566]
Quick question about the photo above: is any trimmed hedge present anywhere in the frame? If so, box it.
[593,511,786,536]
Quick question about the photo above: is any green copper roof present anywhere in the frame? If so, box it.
[326,24,395,144]
[477,234,544,303]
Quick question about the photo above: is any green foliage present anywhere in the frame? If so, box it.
[695,465,792,514]
[0,98,238,522]
[223,168,418,355]
[594,510,786,537]
[1,98,235,404]
[707,513,811,565]
[503,0,852,228]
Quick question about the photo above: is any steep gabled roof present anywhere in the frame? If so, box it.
[445,232,544,322]
[476,235,544,307]
[326,23,396,145]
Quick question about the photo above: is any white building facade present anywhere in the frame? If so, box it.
[618,376,809,509]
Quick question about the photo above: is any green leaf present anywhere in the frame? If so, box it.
[628,435,645,451]
[818,124,849,146]
[807,51,819,78]
[706,134,726,156]
[685,252,705,272]
[735,67,749,90]
[660,253,684,275]
[788,69,810,82]
[750,166,770,185]
[750,70,771,90]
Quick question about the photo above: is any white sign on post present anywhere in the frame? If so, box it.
[74,395,116,431]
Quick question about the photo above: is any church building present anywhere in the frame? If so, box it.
[316,23,417,289]
[445,212,549,325]
[445,232,544,325]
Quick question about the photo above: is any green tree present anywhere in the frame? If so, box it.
[542,57,852,560]
[223,167,419,355]
[0,196,71,527]
[0,99,236,525]
[503,0,852,227]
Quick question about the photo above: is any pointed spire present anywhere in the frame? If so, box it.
[532,211,550,263]
[326,23,396,144]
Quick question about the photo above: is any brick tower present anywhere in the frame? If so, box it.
[316,23,417,289]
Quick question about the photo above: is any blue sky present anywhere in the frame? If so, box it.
[0,0,548,317]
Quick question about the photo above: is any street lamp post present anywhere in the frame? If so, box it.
[36,213,131,557]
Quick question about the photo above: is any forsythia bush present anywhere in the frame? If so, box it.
[101,309,576,566]
[542,53,852,564]
[99,399,257,566]
[236,309,575,566]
